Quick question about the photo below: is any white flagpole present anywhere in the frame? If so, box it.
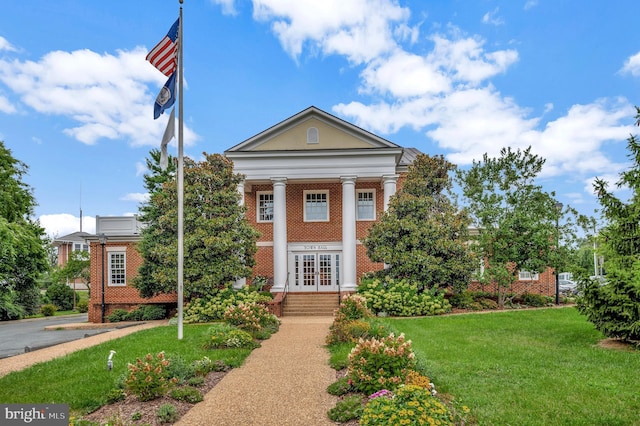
[177,2,184,340]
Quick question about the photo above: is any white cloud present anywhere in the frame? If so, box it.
[0,94,16,113]
[620,51,640,76]
[0,36,16,52]
[524,0,538,11]
[482,8,504,26]
[252,0,410,64]
[121,192,149,203]
[211,0,238,15]
[39,213,96,238]
[0,46,199,147]
[135,161,147,177]
[360,50,450,98]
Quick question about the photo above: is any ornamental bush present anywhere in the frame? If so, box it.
[125,351,178,402]
[223,302,270,335]
[205,323,259,350]
[45,283,75,311]
[360,385,454,426]
[357,276,451,316]
[183,287,272,323]
[347,333,416,395]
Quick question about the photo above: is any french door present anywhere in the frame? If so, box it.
[291,252,341,292]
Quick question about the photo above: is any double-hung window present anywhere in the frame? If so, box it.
[257,191,274,222]
[304,190,329,222]
[356,190,376,220]
[108,249,126,286]
[518,270,539,280]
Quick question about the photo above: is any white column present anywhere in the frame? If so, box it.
[233,180,246,289]
[271,177,288,291]
[382,175,399,211]
[237,180,245,206]
[341,176,357,291]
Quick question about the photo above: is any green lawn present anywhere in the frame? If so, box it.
[379,308,640,425]
[0,324,251,415]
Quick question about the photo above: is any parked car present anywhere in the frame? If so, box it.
[558,279,578,295]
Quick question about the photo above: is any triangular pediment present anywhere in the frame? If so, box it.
[226,106,399,152]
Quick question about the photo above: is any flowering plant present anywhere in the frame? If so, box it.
[369,389,393,400]
[125,351,178,401]
[223,302,267,334]
[360,384,454,426]
[347,333,416,394]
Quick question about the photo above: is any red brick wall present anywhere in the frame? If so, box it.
[468,268,557,297]
[88,241,176,323]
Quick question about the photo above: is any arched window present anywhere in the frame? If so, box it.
[307,127,319,144]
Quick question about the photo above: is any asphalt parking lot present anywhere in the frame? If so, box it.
[0,314,112,358]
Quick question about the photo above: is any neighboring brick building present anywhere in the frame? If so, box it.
[85,106,559,322]
[51,231,91,290]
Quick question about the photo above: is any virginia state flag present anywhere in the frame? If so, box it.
[154,73,176,119]
[146,18,179,76]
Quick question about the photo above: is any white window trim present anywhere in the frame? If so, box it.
[303,190,330,222]
[106,246,127,286]
[257,191,274,223]
[356,189,376,221]
[472,259,485,281]
[518,270,539,281]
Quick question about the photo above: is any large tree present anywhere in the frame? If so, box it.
[457,146,561,308]
[0,141,49,318]
[363,154,475,292]
[578,115,640,341]
[134,152,259,299]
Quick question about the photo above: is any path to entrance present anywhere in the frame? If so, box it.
[176,316,337,426]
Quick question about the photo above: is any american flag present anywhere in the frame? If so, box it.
[146,18,179,76]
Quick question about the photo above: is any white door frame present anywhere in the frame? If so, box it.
[288,243,342,292]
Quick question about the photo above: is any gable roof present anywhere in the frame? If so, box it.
[51,231,90,247]
[225,106,401,152]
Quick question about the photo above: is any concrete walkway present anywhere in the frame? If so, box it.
[176,316,338,426]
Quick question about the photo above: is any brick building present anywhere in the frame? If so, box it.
[85,106,559,322]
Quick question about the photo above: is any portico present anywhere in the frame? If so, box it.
[225,106,407,293]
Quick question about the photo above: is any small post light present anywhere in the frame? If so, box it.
[107,350,116,371]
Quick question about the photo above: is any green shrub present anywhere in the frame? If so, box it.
[107,309,129,323]
[156,403,179,424]
[140,304,166,320]
[205,323,258,349]
[76,300,88,313]
[191,356,229,375]
[520,293,551,307]
[357,277,451,316]
[478,297,499,309]
[104,388,125,404]
[360,385,453,425]
[45,283,75,311]
[449,291,475,309]
[327,395,364,422]
[0,292,24,320]
[347,333,416,395]
[125,351,177,401]
[165,354,196,383]
[187,376,204,387]
[40,304,57,317]
[327,377,353,396]
[170,386,203,403]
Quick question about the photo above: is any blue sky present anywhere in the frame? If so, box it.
[1,0,639,238]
